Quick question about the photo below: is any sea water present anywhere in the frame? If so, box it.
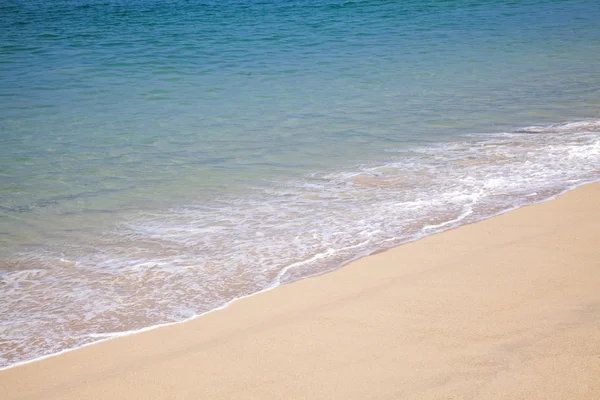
[1,0,599,368]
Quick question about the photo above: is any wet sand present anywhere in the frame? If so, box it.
[2,183,599,399]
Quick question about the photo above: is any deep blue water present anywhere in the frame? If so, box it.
[1,0,599,368]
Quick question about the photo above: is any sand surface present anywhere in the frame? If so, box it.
[2,183,600,399]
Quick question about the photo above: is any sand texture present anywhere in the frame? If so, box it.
[2,183,600,399]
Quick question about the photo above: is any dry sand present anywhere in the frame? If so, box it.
[2,183,599,399]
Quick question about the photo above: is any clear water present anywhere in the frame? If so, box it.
[1,0,599,368]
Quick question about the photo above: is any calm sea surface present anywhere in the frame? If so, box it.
[1,0,599,368]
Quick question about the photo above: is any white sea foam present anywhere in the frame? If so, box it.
[1,120,599,369]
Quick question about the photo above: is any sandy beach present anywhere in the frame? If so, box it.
[2,182,599,399]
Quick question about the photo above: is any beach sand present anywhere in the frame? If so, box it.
[2,183,599,399]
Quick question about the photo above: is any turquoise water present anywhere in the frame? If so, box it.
[1,0,599,368]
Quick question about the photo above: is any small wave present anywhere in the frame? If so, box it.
[1,120,599,369]
[517,119,600,134]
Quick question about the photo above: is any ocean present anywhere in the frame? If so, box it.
[1,0,599,368]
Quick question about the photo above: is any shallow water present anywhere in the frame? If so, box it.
[1,0,599,368]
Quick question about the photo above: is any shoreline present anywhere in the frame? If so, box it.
[1,180,595,372]
[2,182,600,399]
[2,118,599,371]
